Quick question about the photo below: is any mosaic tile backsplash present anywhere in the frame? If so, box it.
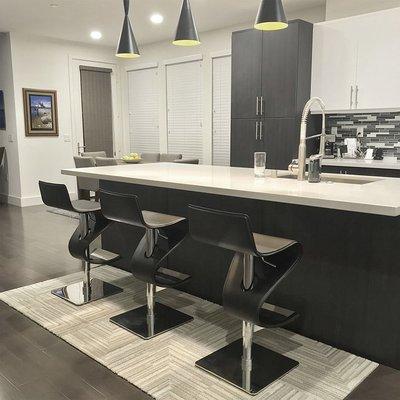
[326,111,400,159]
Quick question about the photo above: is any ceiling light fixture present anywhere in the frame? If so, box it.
[116,0,140,59]
[173,0,200,47]
[49,3,59,7]
[90,31,102,40]
[150,13,164,24]
[254,0,288,31]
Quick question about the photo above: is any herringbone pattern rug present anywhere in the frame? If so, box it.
[0,266,378,400]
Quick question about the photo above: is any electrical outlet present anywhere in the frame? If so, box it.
[8,134,13,142]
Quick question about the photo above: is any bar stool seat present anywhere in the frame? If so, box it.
[39,181,123,306]
[142,211,185,229]
[71,200,101,213]
[253,233,295,255]
[100,189,193,340]
[189,205,303,396]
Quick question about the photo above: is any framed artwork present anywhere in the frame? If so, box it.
[23,88,58,136]
[0,90,5,130]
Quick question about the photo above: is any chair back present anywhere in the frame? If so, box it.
[160,153,182,162]
[140,153,160,163]
[189,205,257,255]
[81,151,107,158]
[73,156,98,192]
[95,157,118,166]
[74,156,95,168]
[100,190,147,228]
[39,181,74,212]
[174,158,199,164]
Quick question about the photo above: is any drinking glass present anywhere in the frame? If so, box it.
[254,152,266,177]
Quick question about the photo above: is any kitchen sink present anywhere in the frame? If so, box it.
[279,174,380,185]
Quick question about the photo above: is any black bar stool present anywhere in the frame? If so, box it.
[189,205,303,395]
[100,189,193,339]
[39,181,123,306]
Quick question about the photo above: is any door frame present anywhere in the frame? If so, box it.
[69,56,121,157]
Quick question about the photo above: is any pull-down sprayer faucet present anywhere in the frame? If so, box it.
[289,97,326,181]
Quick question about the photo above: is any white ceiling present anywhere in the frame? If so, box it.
[0,0,325,47]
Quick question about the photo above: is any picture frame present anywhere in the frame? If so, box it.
[23,88,58,136]
[0,90,6,130]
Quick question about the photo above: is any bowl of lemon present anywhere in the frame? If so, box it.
[122,153,142,164]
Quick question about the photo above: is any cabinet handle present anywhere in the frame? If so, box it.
[259,121,263,140]
[350,86,354,109]
[255,121,259,140]
[260,96,264,116]
[256,97,259,116]
[355,85,359,109]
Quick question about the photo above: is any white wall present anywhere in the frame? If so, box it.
[326,0,400,20]
[121,6,325,164]
[0,33,21,205]
[9,33,117,206]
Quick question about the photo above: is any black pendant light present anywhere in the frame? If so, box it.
[254,0,288,31]
[173,0,201,46]
[116,0,140,58]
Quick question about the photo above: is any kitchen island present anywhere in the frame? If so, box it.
[62,163,400,369]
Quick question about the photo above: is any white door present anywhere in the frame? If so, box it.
[311,19,358,111]
[128,67,159,153]
[212,56,231,166]
[356,8,400,109]
[166,60,203,162]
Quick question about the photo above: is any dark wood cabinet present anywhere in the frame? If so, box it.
[262,118,299,170]
[231,30,263,119]
[231,119,264,167]
[262,25,298,118]
[230,20,314,169]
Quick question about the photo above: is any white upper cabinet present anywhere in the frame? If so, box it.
[311,18,358,111]
[311,7,400,111]
[355,8,400,110]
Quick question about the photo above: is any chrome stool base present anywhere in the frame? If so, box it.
[110,302,193,340]
[195,339,298,396]
[51,278,123,306]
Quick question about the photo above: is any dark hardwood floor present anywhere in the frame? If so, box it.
[0,203,151,400]
[0,203,399,400]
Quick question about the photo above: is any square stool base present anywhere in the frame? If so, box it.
[110,302,193,339]
[196,338,299,396]
[51,278,123,306]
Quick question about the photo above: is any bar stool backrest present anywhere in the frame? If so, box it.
[189,205,257,255]
[100,189,147,228]
[39,181,74,212]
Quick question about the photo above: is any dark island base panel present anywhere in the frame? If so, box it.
[100,180,400,370]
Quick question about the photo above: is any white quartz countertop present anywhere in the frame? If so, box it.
[321,158,400,170]
[62,163,400,217]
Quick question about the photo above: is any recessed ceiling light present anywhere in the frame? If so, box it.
[90,31,102,40]
[49,3,59,7]
[150,13,164,24]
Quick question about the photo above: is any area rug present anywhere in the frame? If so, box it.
[0,266,378,400]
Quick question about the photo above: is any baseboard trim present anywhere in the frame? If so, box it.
[0,192,78,207]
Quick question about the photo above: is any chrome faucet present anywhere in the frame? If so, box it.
[288,97,326,181]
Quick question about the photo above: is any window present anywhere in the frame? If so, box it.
[166,60,203,162]
[212,56,231,166]
[128,67,159,153]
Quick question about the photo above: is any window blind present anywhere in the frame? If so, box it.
[128,67,159,153]
[212,56,231,166]
[166,60,203,162]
